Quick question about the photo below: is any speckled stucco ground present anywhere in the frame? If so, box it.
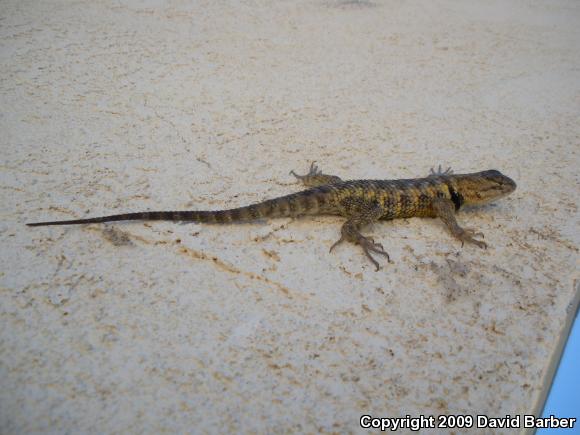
[1,0,579,433]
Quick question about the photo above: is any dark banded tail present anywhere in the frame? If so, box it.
[26,211,215,226]
[26,187,336,227]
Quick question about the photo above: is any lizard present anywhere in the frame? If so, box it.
[27,163,517,270]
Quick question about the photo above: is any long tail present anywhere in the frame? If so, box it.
[27,211,219,226]
[26,189,333,227]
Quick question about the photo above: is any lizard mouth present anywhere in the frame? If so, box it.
[505,177,517,193]
[490,176,517,196]
[498,178,517,196]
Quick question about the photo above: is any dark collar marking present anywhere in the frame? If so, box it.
[448,185,463,211]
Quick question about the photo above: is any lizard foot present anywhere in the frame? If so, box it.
[358,235,390,271]
[290,161,320,180]
[330,233,390,271]
[291,162,343,187]
[458,228,487,249]
[429,165,453,177]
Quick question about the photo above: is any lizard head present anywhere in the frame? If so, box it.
[454,170,517,207]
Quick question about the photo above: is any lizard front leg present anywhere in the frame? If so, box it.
[432,197,487,248]
[329,200,390,271]
[290,161,343,187]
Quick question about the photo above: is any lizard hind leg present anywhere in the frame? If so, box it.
[329,201,390,271]
[290,161,343,187]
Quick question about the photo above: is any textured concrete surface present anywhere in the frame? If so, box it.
[1,0,579,433]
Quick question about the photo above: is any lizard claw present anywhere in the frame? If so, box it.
[458,228,487,249]
[329,235,345,253]
[310,161,319,174]
[358,235,390,271]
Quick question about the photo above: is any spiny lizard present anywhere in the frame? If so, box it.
[27,163,517,270]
